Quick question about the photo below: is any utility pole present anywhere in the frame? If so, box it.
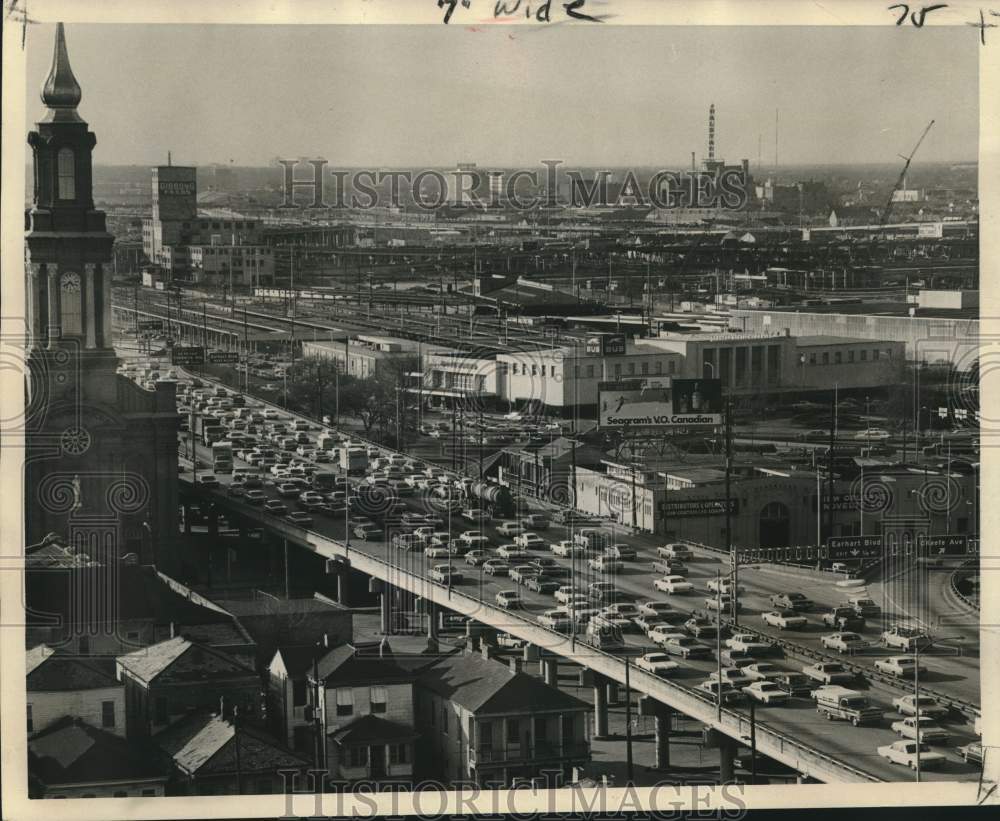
[232,703,243,795]
[312,649,323,771]
[715,570,723,722]
[827,392,836,545]
[625,656,634,786]
[725,396,737,626]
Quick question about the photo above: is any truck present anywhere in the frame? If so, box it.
[339,445,369,476]
[317,432,339,452]
[460,481,514,519]
[813,686,883,726]
[211,441,233,474]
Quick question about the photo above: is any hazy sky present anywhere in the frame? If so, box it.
[24,23,978,168]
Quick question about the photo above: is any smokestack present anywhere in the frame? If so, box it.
[168,150,172,167]
[708,103,716,163]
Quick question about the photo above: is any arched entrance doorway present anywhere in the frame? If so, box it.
[759,501,791,548]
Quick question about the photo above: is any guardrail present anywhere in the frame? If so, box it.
[180,477,883,784]
[949,559,980,612]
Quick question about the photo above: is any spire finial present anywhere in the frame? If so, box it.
[41,23,82,118]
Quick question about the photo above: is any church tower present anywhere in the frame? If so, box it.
[25,24,180,576]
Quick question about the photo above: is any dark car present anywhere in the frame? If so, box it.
[773,672,815,697]
[264,500,288,515]
[524,576,561,594]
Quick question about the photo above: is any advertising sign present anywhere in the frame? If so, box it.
[659,498,738,518]
[170,345,205,367]
[585,333,626,356]
[917,222,944,239]
[599,377,722,428]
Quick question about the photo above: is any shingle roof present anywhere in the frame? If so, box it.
[330,714,418,745]
[116,636,254,685]
[316,644,419,685]
[27,646,120,692]
[155,711,308,776]
[29,717,167,786]
[418,652,589,715]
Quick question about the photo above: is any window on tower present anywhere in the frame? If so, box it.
[57,148,75,200]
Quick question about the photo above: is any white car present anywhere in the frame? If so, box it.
[635,652,681,677]
[707,577,744,595]
[459,530,487,546]
[424,545,452,559]
[638,601,674,618]
[554,585,581,605]
[878,740,946,770]
[653,575,694,594]
[743,662,784,682]
[550,540,584,558]
[891,695,950,719]
[496,633,526,649]
[820,632,869,653]
[761,610,809,630]
[497,544,529,561]
[514,532,545,549]
[482,559,510,576]
[725,633,775,655]
[428,564,461,584]
[495,590,523,609]
[537,609,572,632]
[890,716,950,744]
[881,626,933,652]
[874,656,928,678]
[855,428,890,441]
[742,681,790,705]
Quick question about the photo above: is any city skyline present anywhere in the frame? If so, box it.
[24,23,978,169]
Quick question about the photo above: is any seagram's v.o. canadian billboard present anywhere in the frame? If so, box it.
[598,378,722,429]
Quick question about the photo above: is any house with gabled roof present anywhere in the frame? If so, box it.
[116,636,262,738]
[153,710,309,796]
[27,644,125,738]
[28,716,169,799]
[414,645,591,786]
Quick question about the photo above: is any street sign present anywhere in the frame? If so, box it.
[138,320,164,331]
[171,345,205,367]
[827,535,883,560]
[916,534,972,556]
[208,351,240,364]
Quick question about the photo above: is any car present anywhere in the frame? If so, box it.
[742,681,790,705]
[495,521,525,537]
[878,740,946,770]
[509,565,541,585]
[353,524,381,541]
[496,544,529,561]
[697,679,745,705]
[890,716,950,744]
[658,543,693,560]
[298,490,324,505]
[551,540,585,558]
[855,427,890,441]
[604,544,637,561]
[634,614,668,635]
[603,602,640,619]
[847,597,882,618]
[495,590,523,609]
[684,616,719,639]
[874,656,928,678]
[704,594,739,614]
[588,556,623,573]
[525,576,561,594]
[424,545,452,559]
[285,511,313,526]
[263,500,287,515]
[637,601,673,618]
[743,662,785,682]
[891,695,950,719]
[226,484,245,498]
[529,557,565,577]
[198,475,220,487]
[482,559,510,576]
[496,632,526,650]
[802,661,855,685]
[554,586,582,605]
[769,592,813,611]
[881,625,933,652]
[465,549,489,566]
[822,607,866,631]
[429,564,462,584]
[707,666,754,688]
[773,672,815,697]
[459,530,487,545]
[651,559,688,576]
[588,581,619,603]
[659,633,712,659]
[957,741,984,766]
[761,610,809,630]
[537,608,572,632]
[243,489,267,505]
[566,605,601,625]
[725,633,776,655]
[654,575,694,594]
[635,652,681,677]
[799,429,830,442]
[821,632,869,653]
[593,612,633,634]
[277,482,301,498]
[521,513,550,530]
[707,577,744,595]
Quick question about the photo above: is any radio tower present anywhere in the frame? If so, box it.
[707,103,716,164]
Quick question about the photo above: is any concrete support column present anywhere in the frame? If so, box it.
[427,602,438,640]
[718,733,737,783]
[335,571,347,606]
[606,681,620,706]
[654,705,673,771]
[593,675,609,740]
[380,591,392,635]
[543,656,558,687]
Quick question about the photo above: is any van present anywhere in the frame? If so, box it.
[813,686,883,726]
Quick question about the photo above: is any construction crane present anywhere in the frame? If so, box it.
[877,119,934,239]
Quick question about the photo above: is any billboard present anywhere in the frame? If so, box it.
[659,498,738,518]
[599,377,723,428]
[152,166,197,221]
[585,333,626,356]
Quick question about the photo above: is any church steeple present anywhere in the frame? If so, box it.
[41,23,83,122]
